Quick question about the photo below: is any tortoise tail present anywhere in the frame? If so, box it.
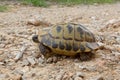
[32,35,39,43]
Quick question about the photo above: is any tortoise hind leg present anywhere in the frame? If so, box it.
[79,52,95,61]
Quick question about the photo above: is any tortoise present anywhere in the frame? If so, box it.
[32,23,99,61]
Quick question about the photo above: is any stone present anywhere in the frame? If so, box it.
[0,51,3,55]
[27,19,41,26]
[74,77,83,80]
[116,36,120,44]
[55,71,65,80]
[21,66,30,73]
[22,59,30,66]
[27,18,51,26]
[0,74,9,79]
[0,44,5,48]
[75,72,84,78]
[89,75,104,80]
[0,62,4,65]
[32,51,41,58]
[27,56,36,66]
[0,53,7,62]
[38,57,45,64]
[10,74,22,80]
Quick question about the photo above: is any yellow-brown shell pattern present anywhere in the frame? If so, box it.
[40,23,99,53]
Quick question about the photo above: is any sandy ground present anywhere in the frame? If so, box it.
[0,1,120,80]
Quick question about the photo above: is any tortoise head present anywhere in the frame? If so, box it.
[32,28,51,43]
[32,35,39,43]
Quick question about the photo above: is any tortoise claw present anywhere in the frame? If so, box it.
[46,56,58,63]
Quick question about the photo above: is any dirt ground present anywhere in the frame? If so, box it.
[0,1,120,80]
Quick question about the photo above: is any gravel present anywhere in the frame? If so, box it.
[0,1,120,80]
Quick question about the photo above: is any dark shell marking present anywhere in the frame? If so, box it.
[46,38,51,46]
[56,26,62,33]
[79,44,85,52]
[63,37,73,40]
[66,42,72,51]
[77,26,84,40]
[73,43,79,51]
[67,24,73,33]
[51,40,58,48]
[59,41,65,50]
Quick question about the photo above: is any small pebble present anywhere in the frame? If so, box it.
[22,59,30,66]
[21,66,30,73]
[55,71,65,80]
[27,19,41,26]
[0,51,3,55]
[10,74,22,80]
[74,77,83,80]
[38,57,45,64]
[0,44,5,48]
[0,62,4,65]
[27,56,36,65]
[89,75,104,80]
[0,74,9,79]
[75,72,84,78]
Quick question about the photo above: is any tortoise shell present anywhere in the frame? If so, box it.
[36,23,99,56]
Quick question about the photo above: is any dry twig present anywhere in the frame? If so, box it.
[14,44,28,62]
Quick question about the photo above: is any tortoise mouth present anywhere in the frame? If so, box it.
[32,35,39,43]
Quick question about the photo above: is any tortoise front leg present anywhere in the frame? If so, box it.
[39,43,52,59]
[39,43,58,63]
